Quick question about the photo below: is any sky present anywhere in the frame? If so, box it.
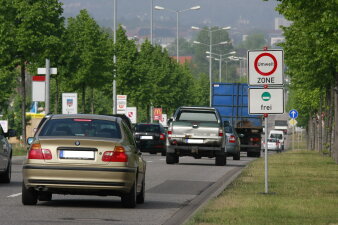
[60,0,282,32]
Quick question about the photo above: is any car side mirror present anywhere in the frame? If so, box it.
[27,137,34,145]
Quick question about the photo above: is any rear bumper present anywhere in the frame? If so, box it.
[23,164,136,194]
[225,145,238,155]
[240,144,261,152]
[167,144,223,157]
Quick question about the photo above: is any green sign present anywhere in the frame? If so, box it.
[261,92,271,101]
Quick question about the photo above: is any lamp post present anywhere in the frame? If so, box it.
[155,5,200,63]
[192,25,231,106]
[113,0,117,114]
[206,51,236,82]
[150,0,163,45]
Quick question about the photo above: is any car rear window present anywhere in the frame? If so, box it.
[224,125,233,133]
[177,111,217,122]
[135,124,160,133]
[38,118,121,139]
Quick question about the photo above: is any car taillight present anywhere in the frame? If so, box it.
[102,146,128,162]
[160,133,165,140]
[228,135,236,143]
[219,129,223,137]
[167,130,172,140]
[28,143,52,160]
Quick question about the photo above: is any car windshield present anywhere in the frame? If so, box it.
[270,133,283,139]
[39,118,121,139]
[268,138,277,142]
[135,124,160,133]
[177,111,217,122]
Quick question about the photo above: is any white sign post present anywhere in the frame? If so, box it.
[0,120,8,133]
[116,95,127,114]
[37,59,57,114]
[126,107,137,124]
[248,48,284,194]
[159,114,168,127]
[249,88,284,114]
[62,93,78,114]
[32,76,46,102]
[248,50,284,86]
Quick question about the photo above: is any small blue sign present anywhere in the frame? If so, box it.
[289,109,298,119]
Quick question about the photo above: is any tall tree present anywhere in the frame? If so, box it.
[268,0,337,162]
[0,0,64,142]
[62,10,112,113]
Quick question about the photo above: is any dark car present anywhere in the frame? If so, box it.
[0,126,16,183]
[133,123,166,156]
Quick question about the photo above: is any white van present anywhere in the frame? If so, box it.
[269,130,285,150]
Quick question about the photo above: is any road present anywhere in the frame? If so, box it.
[0,154,256,225]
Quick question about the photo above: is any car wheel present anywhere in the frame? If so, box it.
[136,178,145,204]
[215,153,226,166]
[166,153,176,164]
[38,192,52,201]
[121,181,137,208]
[22,182,38,205]
[0,158,11,183]
[233,152,240,160]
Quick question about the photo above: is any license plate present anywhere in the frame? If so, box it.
[186,139,203,144]
[140,136,153,140]
[59,150,95,160]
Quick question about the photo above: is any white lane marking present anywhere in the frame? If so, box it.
[146,161,153,163]
[8,193,22,198]
[159,159,165,161]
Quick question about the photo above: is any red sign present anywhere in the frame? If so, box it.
[32,76,45,81]
[153,108,162,121]
[254,53,278,76]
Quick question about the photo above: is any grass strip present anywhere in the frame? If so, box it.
[12,143,27,156]
[185,150,338,225]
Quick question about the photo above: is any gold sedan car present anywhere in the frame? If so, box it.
[22,114,146,208]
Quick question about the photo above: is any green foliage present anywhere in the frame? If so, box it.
[61,9,112,113]
[269,0,338,127]
[0,3,212,127]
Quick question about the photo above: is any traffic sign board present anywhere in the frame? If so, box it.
[249,88,284,114]
[289,109,298,119]
[289,118,297,127]
[248,50,284,86]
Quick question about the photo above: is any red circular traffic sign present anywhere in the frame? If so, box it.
[254,53,278,76]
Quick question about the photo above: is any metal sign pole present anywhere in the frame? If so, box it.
[264,113,268,193]
[45,59,50,114]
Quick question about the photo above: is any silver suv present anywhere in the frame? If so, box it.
[166,107,226,166]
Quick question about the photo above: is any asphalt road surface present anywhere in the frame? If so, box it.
[0,153,256,225]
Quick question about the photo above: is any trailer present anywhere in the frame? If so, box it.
[212,83,263,157]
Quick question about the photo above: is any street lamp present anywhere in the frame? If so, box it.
[155,5,200,62]
[150,0,163,45]
[113,0,117,114]
[206,51,236,82]
[192,26,231,106]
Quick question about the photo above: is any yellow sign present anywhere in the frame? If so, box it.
[289,118,297,126]
[26,113,46,118]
